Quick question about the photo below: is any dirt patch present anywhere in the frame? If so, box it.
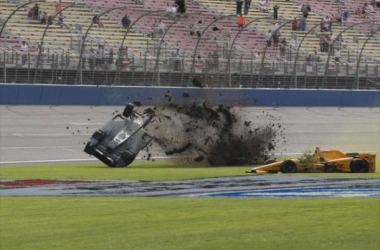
[0,179,98,187]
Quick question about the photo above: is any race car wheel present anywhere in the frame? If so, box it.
[123,103,134,118]
[121,150,136,166]
[264,159,276,165]
[280,160,297,173]
[350,159,369,173]
[84,142,94,155]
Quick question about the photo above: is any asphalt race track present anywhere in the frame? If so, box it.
[0,106,379,165]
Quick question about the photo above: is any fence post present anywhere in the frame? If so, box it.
[132,57,135,85]
[15,52,18,83]
[27,52,30,82]
[3,50,6,83]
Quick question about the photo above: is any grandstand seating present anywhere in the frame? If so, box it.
[0,0,378,89]
[294,0,380,62]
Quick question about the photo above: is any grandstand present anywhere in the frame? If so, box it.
[0,0,379,88]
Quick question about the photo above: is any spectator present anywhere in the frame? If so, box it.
[319,34,329,52]
[370,22,377,34]
[244,0,251,15]
[236,0,243,15]
[265,30,272,47]
[158,20,166,35]
[259,0,270,12]
[82,45,87,69]
[172,49,181,70]
[312,51,320,62]
[273,32,279,47]
[300,15,307,31]
[175,0,186,14]
[376,0,380,8]
[291,18,298,31]
[28,8,34,19]
[335,34,344,46]
[367,2,374,11]
[20,41,28,65]
[306,5,311,12]
[273,5,279,20]
[255,52,264,72]
[343,9,349,22]
[270,22,276,34]
[297,4,304,12]
[166,3,172,13]
[107,48,114,69]
[96,45,104,69]
[320,18,327,31]
[48,15,54,25]
[323,16,331,32]
[336,8,343,26]
[40,12,47,24]
[33,4,39,20]
[236,14,245,31]
[362,3,368,17]
[55,1,62,14]
[334,47,341,62]
[92,15,104,28]
[172,4,177,13]
[280,38,287,58]
[121,14,131,29]
[58,13,64,28]
[121,46,130,70]
[88,49,95,70]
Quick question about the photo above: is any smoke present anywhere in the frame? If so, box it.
[141,102,286,166]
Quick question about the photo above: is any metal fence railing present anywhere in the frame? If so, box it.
[1,50,379,89]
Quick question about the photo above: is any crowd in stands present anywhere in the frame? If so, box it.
[27,2,65,27]
[4,0,377,72]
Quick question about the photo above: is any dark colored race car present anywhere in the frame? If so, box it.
[84,103,154,167]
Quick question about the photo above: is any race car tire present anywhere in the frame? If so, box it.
[120,150,136,166]
[280,160,297,173]
[350,158,369,173]
[123,103,134,118]
[264,159,276,165]
[84,142,94,155]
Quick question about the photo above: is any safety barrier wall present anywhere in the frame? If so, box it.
[1,84,379,107]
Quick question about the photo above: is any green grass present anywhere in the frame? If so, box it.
[0,161,379,181]
[0,161,250,181]
[1,197,379,250]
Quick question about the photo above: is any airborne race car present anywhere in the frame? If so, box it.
[246,147,377,174]
[84,103,154,168]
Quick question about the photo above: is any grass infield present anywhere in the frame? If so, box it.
[0,161,379,181]
[1,197,379,250]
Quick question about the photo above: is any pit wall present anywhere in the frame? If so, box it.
[1,84,379,107]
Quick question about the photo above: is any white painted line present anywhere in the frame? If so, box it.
[0,159,98,164]
[69,123,104,125]
[0,156,177,165]
[0,146,84,150]
[0,134,91,137]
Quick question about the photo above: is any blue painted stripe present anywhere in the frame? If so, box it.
[192,185,380,198]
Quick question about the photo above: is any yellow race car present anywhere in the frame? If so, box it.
[246,147,377,174]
